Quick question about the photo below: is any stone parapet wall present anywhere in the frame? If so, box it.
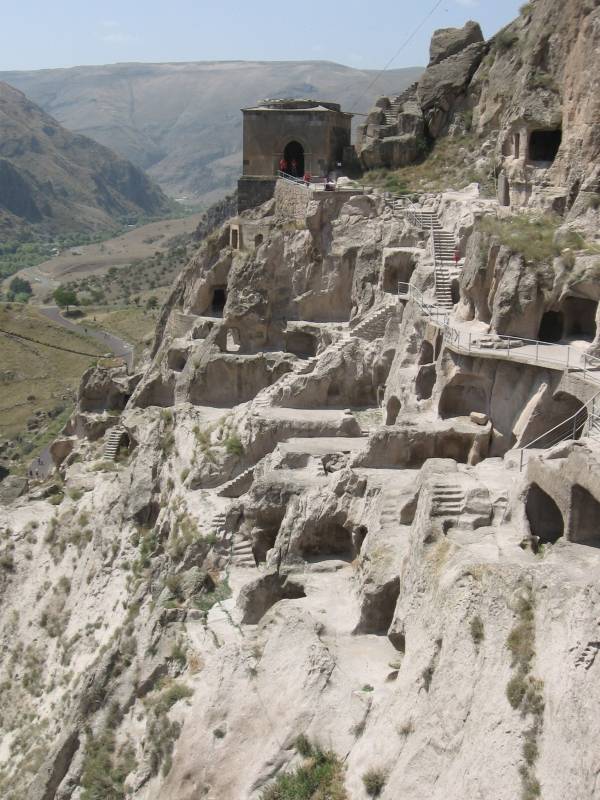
[274,179,311,222]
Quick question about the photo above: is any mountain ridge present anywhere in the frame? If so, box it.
[0,60,423,203]
[0,81,173,237]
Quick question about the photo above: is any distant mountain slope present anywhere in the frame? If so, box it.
[0,61,423,203]
[0,82,172,236]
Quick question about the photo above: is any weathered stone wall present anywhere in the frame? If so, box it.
[273,179,310,222]
[237,176,277,213]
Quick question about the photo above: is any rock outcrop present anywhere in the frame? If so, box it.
[358,0,600,224]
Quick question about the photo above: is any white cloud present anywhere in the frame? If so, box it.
[98,21,136,45]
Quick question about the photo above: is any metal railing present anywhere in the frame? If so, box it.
[398,279,600,464]
[276,170,312,186]
[518,391,600,470]
[398,280,600,383]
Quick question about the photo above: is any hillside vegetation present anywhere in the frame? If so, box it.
[0,304,103,461]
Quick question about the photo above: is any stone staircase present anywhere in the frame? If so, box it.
[410,209,462,310]
[217,465,256,498]
[430,482,465,517]
[252,344,338,410]
[103,426,126,460]
[379,486,405,530]
[230,534,256,568]
[383,96,403,126]
[351,301,397,341]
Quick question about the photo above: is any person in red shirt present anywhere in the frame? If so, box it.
[290,158,298,177]
[303,172,311,186]
[279,158,288,174]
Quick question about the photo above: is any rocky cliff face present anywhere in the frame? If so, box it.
[0,82,172,236]
[358,0,600,223]
[2,167,600,800]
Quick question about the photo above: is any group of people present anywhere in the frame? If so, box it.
[279,158,344,189]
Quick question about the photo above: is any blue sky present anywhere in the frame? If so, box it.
[1,0,523,71]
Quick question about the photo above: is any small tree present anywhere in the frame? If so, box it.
[9,277,33,297]
[53,285,79,312]
[146,296,158,311]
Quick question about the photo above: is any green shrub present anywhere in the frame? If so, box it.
[496,29,519,51]
[506,673,527,709]
[260,744,346,800]
[470,615,484,646]
[294,734,313,757]
[153,682,193,715]
[362,768,387,797]
[224,434,244,456]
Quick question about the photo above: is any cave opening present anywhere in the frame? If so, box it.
[254,233,263,247]
[538,310,564,343]
[211,287,227,316]
[525,483,564,545]
[386,396,401,425]
[416,364,436,401]
[285,330,318,358]
[451,278,460,305]
[529,129,562,163]
[226,328,241,353]
[383,255,415,294]
[563,297,597,340]
[301,522,354,562]
[418,340,434,366]
[438,376,488,419]
[569,485,600,548]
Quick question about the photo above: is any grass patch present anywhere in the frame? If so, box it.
[364,133,495,197]
[477,214,560,264]
[80,703,137,800]
[362,768,387,797]
[193,577,231,616]
[260,740,346,800]
[0,304,102,448]
[224,434,244,457]
[505,585,544,800]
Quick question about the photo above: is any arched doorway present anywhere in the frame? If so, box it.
[284,141,304,177]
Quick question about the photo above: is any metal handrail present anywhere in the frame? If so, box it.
[401,280,600,382]
[397,278,600,465]
[518,391,600,470]
[276,170,311,186]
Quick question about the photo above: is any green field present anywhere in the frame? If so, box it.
[0,303,104,454]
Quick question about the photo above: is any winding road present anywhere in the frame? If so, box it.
[38,305,134,371]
